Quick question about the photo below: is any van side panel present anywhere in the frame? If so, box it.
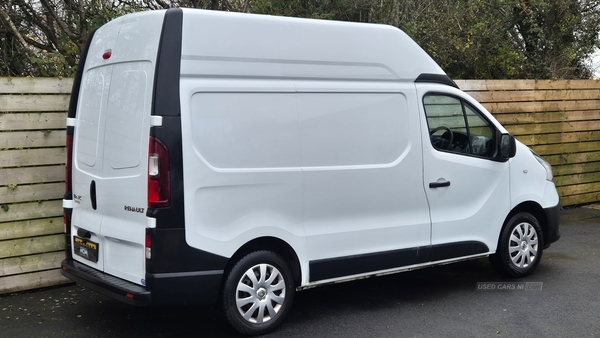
[191,93,301,169]
[179,10,435,286]
[297,89,430,262]
[180,79,306,259]
[180,81,431,285]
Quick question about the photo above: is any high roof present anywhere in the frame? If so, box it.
[179,8,445,82]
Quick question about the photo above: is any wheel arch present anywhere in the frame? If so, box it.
[225,237,302,288]
[506,201,548,245]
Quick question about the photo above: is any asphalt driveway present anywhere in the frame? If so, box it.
[1,207,599,337]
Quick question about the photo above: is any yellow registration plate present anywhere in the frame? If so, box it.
[73,236,99,263]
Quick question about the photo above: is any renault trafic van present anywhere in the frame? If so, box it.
[61,8,560,336]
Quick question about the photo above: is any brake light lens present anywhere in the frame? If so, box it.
[102,49,112,60]
[148,137,170,208]
[64,133,73,236]
[63,212,72,234]
[65,134,73,194]
[145,233,152,260]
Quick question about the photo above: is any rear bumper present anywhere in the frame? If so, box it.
[61,259,151,306]
[61,259,223,307]
[543,203,561,248]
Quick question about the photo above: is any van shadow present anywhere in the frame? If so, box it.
[285,258,499,327]
[68,258,509,337]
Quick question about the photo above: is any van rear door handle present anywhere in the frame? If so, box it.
[429,181,451,188]
[90,180,97,210]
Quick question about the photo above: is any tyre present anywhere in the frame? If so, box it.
[490,212,544,278]
[222,251,295,336]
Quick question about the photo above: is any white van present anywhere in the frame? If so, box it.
[61,8,560,335]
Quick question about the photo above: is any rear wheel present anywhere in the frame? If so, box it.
[222,251,295,336]
[490,212,544,278]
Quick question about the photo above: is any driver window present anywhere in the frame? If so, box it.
[423,94,494,157]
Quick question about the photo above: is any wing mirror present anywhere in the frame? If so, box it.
[495,132,516,161]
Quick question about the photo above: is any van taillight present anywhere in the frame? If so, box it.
[145,233,152,260]
[64,134,74,236]
[148,137,170,208]
[65,134,73,194]
[63,212,72,234]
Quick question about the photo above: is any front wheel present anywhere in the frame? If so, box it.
[222,251,295,336]
[490,212,544,278]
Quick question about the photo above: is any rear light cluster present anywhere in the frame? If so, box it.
[147,136,169,261]
[148,136,170,208]
[64,134,74,235]
[145,233,152,260]
[65,135,73,193]
[63,212,72,235]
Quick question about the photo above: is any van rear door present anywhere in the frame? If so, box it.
[71,11,166,286]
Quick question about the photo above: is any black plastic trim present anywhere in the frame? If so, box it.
[416,246,431,264]
[147,8,185,229]
[61,259,152,306]
[142,8,228,275]
[152,8,183,117]
[309,241,490,282]
[63,206,72,259]
[146,270,223,306]
[429,181,451,188]
[89,180,97,210]
[543,203,561,248]
[430,241,489,261]
[309,247,418,282]
[68,28,97,120]
[61,258,224,307]
[415,73,459,88]
[145,228,229,273]
[66,126,75,137]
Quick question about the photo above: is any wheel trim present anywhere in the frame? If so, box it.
[235,263,286,324]
[508,222,539,268]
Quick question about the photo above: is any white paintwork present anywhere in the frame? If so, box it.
[63,199,74,209]
[71,9,559,291]
[177,9,442,285]
[179,9,443,81]
[150,115,163,127]
[71,10,165,285]
[416,84,510,253]
[510,141,560,209]
[181,81,431,274]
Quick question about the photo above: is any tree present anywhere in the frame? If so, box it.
[2,0,600,78]
[0,0,150,77]
[507,0,600,78]
[249,0,600,79]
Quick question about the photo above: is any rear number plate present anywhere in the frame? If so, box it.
[74,236,99,263]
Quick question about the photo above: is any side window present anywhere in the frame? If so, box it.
[423,94,494,157]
